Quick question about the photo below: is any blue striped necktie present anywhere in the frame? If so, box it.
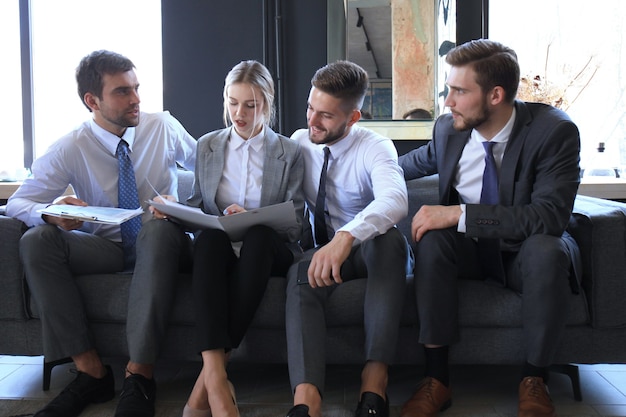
[116,140,142,270]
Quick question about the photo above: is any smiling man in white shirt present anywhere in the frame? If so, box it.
[284,60,409,417]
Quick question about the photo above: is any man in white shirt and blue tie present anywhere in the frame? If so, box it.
[7,50,196,417]
[284,60,409,417]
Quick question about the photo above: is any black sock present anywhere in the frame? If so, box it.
[522,362,549,383]
[424,346,450,387]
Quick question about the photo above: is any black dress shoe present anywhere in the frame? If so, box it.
[355,392,389,417]
[114,373,157,417]
[34,365,115,417]
[286,404,311,417]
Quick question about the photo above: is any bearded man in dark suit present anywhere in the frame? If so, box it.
[399,39,581,417]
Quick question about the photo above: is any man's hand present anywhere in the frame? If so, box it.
[307,231,354,287]
[149,195,177,219]
[411,205,462,242]
[43,196,88,231]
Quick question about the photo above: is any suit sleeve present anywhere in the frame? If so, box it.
[398,118,444,180]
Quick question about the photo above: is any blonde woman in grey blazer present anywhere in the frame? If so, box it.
[182,61,304,417]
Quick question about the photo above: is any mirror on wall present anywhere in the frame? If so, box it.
[329,0,456,123]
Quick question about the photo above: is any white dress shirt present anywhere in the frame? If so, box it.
[215,128,264,212]
[456,108,516,232]
[293,124,408,245]
[7,111,197,241]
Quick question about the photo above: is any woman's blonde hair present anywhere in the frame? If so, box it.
[223,60,276,127]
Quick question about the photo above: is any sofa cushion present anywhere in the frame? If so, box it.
[27,269,589,330]
[27,165,590,331]
[0,216,28,320]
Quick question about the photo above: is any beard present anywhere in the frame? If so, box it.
[104,107,140,129]
[451,97,490,132]
[308,121,349,145]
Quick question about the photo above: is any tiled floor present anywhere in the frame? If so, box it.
[0,355,625,416]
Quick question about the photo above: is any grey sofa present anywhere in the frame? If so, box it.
[2,170,626,395]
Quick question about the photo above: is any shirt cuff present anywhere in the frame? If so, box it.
[457,204,467,233]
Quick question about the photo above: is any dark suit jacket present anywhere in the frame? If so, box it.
[187,126,305,249]
[399,101,582,290]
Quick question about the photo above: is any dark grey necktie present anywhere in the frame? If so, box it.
[314,147,331,246]
[116,140,142,270]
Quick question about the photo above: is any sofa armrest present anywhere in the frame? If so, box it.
[570,195,626,329]
[0,215,28,320]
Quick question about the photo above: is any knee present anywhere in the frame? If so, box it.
[519,234,568,267]
[285,257,318,297]
[518,235,570,289]
[19,224,63,260]
[137,219,183,244]
[193,228,230,255]
[414,228,455,263]
[243,224,273,244]
[195,228,229,245]
[367,227,406,256]
[135,220,188,266]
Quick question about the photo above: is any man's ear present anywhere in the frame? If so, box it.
[347,109,361,127]
[489,86,506,105]
[83,92,99,112]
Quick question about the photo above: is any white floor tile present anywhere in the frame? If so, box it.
[0,357,624,416]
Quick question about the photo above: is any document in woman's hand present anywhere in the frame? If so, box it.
[147,199,296,241]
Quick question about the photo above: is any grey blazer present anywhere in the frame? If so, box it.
[187,126,305,247]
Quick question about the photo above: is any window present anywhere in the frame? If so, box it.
[0,0,162,177]
[0,0,24,180]
[490,0,626,174]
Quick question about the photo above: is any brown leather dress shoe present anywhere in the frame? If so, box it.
[400,377,452,417]
[518,376,557,417]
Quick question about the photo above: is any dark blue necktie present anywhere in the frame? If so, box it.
[478,141,505,284]
[116,140,142,270]
[480,141,499,205]
[314,147,331,246]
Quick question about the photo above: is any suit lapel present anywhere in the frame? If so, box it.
[260,128,286,207]
[499,101,532,205]
[439,130,470,203]
[202,129,229,214]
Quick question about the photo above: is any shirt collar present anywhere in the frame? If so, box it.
[229,126,265,152]
[472,107,516,145]
[90,118,136,155]
[324,125,358,159]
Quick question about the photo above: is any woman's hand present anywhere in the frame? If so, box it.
[223,203,246,216]
[149,194,177,219]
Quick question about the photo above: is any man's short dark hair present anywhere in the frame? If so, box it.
[311,60,369,113]
[76,50,135,111]
[446,39,520,104]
